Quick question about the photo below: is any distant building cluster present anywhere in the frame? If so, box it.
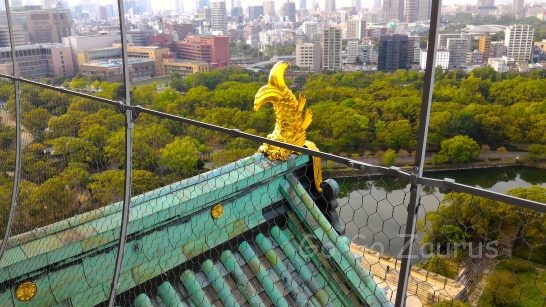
[0,0,543,81]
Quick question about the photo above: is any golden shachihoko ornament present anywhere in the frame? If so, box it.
[254,61,323,191]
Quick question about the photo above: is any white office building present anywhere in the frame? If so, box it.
[345,19,365,40]
[211,0,228,35]
[296,42,321,70]
[505,24,534,62]
[322,27,342,70]
[420,49,450,69]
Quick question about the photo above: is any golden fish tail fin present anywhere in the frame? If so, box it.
[304,140,323,193]
[302,109,312,130]
[297,94,307,112]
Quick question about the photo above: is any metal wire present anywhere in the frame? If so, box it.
[108,0,134,304]
[0,0,22,262]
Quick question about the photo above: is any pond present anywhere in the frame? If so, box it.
[337,166,546,258]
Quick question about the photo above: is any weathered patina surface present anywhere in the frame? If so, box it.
[0,153,391,306]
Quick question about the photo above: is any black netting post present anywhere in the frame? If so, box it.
[395,0,442,306]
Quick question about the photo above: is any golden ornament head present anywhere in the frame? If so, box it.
[15,281,37,302]
[211,203,224,219]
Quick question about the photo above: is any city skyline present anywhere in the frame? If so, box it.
[18,0,528,13]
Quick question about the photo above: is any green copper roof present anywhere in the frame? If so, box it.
[130,222,367,306]
[0,154,391,306]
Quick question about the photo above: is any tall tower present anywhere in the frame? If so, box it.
[505,24,534,62]
[281,1,296,22]
[322,27,342,70]
[324,0,335,12]
[198,0,210,9]
[354,0,362,11]
[512,0,524,19]
[211,0,228,35]
[263,1,275,18]
[377,34,408,71]
[175,0,183,14]
[300,0,306,10]
[383,0,404,21]
[404,0,419,22]
[418,0,431,21]
[479,35,492,63]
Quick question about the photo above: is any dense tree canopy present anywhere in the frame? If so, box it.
[0,66,544,234]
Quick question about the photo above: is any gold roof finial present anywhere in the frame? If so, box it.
[254,62,323,191]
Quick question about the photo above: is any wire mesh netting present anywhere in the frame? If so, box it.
[0,77,15,237]
[412,186,546,306]
[0,78,542,307]
[0,0,543,304]
[0,82,125,305]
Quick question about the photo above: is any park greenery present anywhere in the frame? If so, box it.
[419,186,546,258]
[418,185,546,304]
[479,258,546,306]
[0,66,544,236]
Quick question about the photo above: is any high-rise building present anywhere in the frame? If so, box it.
[281,1,296,22]
[231,6,243,19]
[404,0,419,22]
[354,0,362,11]
[0,44,74,79]
[438,33,463,49]
[447,37,470,69]
[477,0,495,14]
[211,1,228,35]
[420,49,450,69]
[345,19,366,40]
[198,8,212,21]
[98,6,108,20]
[296,41,321,70]
[407,35,421,64]
[198,0,210,9]
[346,40,359,64]
[300,0,306,10]
[479,35,492,63]
[505,24,534,61]
[325,0,335,12]
[10,6,72,44]
[124,0,152,13]
[0,24,28,47]
[263,1,275,18]
[477,0,495,8]
[377,34,408,71]
[383,0,403,21]
[165,22,195,40]
[42,0,56,9]
[322,27,342,70]
[248,6,264,20]
[357,44,374,64]
[418,0,431,21]
[175,0,184,14]
[303,21,318,36]
[512,0,524,19]
[127,30,153,46]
